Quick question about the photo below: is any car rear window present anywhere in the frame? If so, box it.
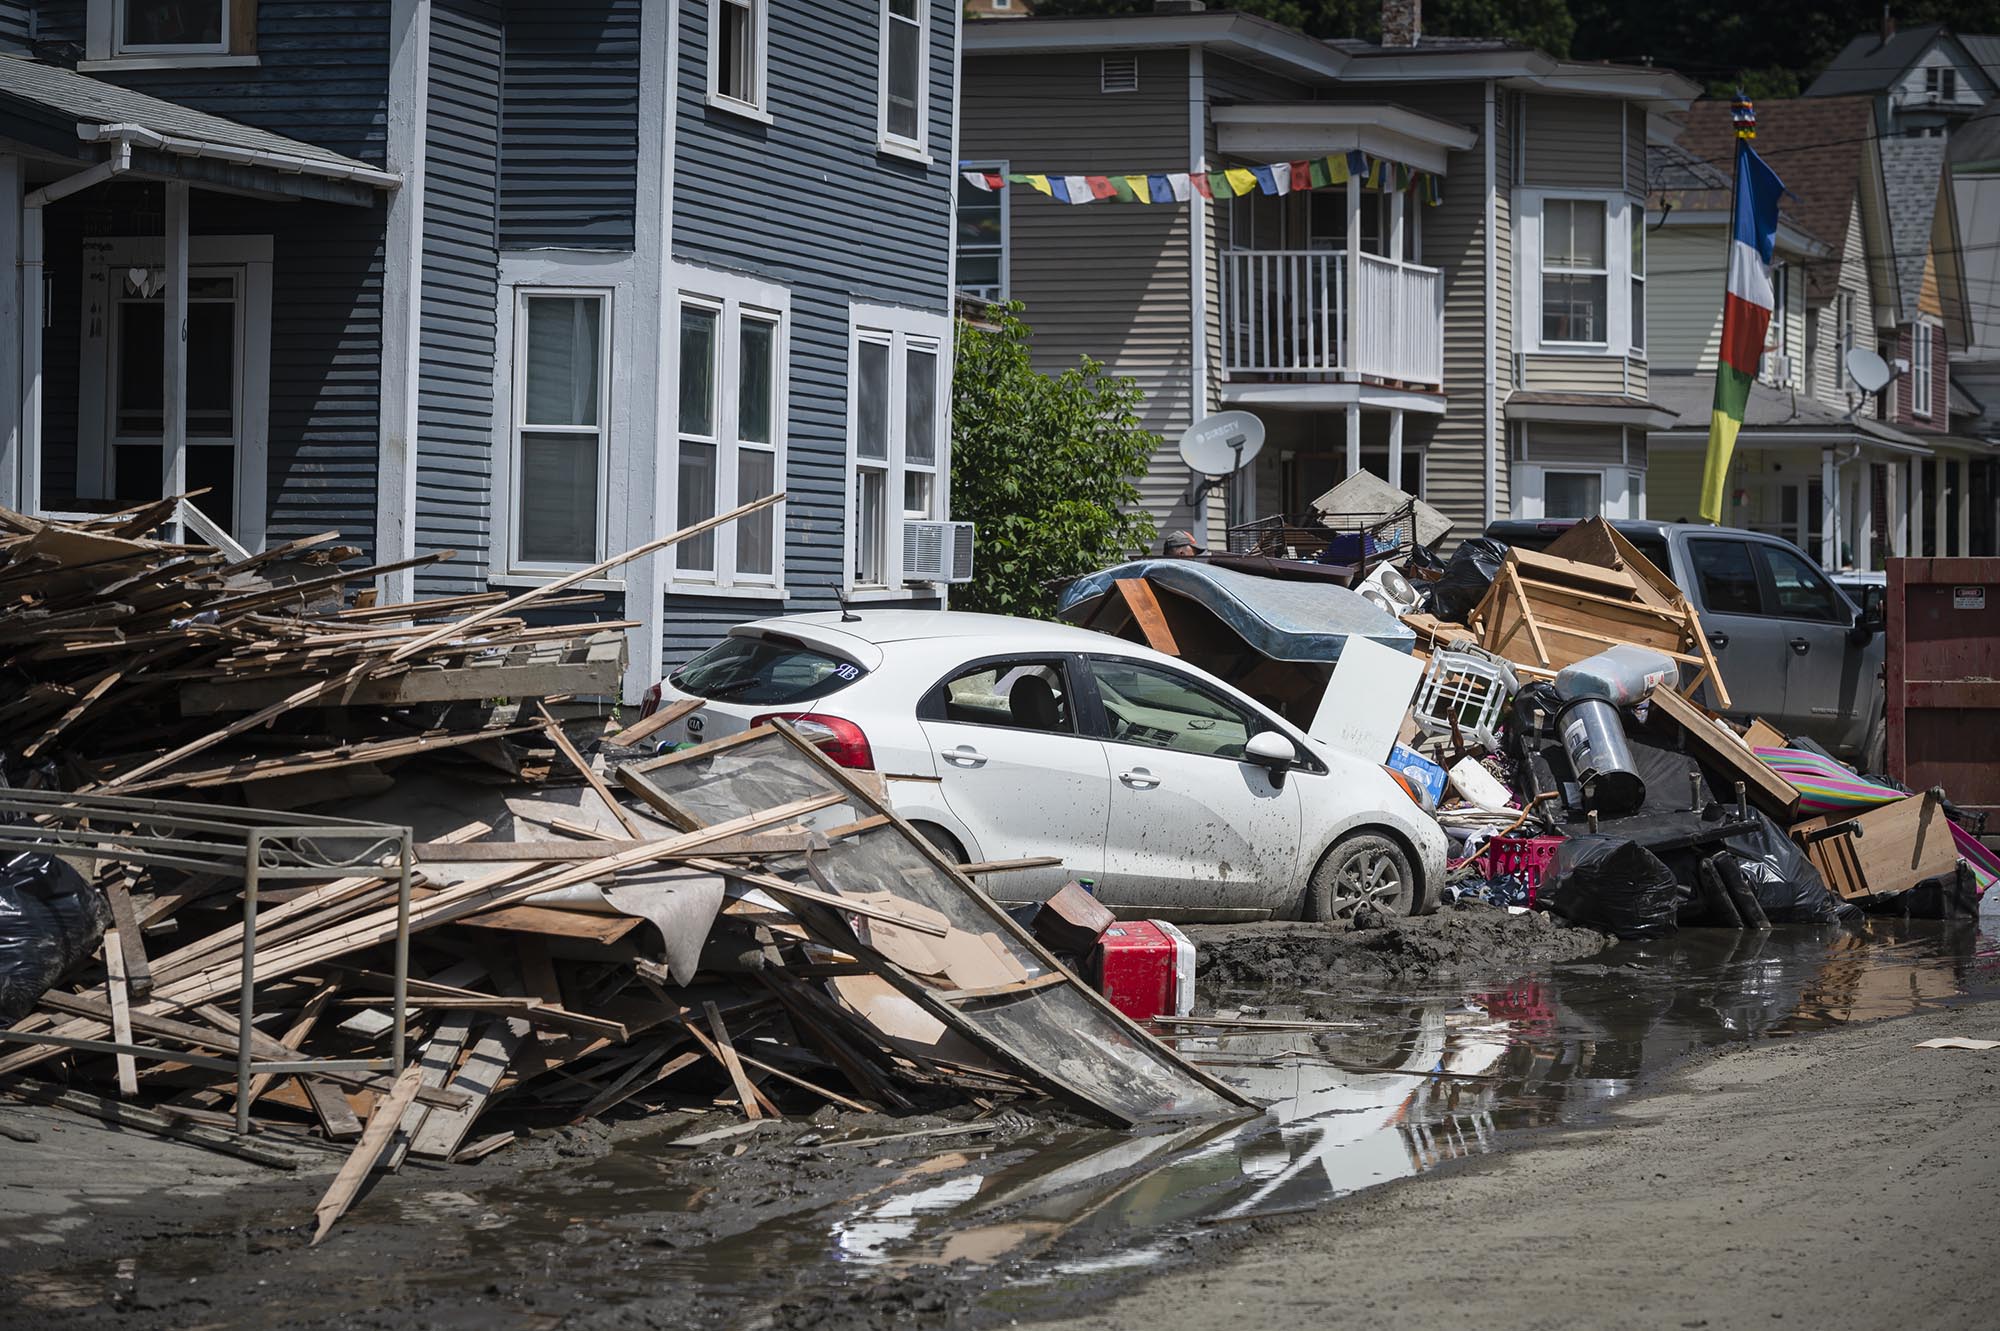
[668,635,866,705]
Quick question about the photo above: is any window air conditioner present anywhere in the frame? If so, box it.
[902,520,976,583]
[1760,352,1793,382]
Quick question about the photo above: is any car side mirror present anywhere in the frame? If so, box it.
[1245,730,1299,787]
[1849,603,1883,646]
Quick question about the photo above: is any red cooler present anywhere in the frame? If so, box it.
[1090,920,1196,1022]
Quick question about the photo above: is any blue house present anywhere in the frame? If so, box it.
[0,1,960,700]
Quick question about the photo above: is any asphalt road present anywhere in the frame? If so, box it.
[1022,1001,2000,1331]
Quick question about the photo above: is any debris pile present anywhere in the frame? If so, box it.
[0,503,1244,1245]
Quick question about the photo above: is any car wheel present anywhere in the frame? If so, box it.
[911,821,966,866]
[1303,832,1416,922]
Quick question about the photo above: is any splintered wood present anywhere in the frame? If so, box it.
[0,496,1237,1249]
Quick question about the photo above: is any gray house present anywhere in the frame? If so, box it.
[0,0,960,701]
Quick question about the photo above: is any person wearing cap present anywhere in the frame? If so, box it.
[1162,530,1202,558]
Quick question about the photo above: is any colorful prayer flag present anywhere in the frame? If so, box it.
[1699,121,1786,523]
[1023,174,1052,196]
[1089,175,1118,200]
[1191,172,1213,200]
[1289,160,1312,193]
[1223,167,1257,198]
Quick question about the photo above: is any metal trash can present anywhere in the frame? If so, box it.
[1557,696,1646,815]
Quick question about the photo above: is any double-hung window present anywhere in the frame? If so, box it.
[1540,197,1608,345]
[1629,211,1646,354]
[879,0,929,154]
[849,305,948,591]
[674,271,788,590]
[956,161,1008,301]
[512,292,611,568]
[90,0,255,64]
[709,0,767,116]
[1912,323,1934,417]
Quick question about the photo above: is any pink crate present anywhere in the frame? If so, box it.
[1482,836,1565,903]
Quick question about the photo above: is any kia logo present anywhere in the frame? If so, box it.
[686,715,704,735]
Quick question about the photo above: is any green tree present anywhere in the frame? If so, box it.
[951,304,1159,619]
[1025,0,1572,52]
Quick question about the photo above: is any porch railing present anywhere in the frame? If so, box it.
[1219,248,1443,388]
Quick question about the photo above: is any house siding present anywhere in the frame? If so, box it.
[1891,322,1951,427]
[1520,354,1626,391]
[961,48,1193,528]
[675,0,955,617]
[0,2,30,53]
[415,0,503,594]
[1522,94,1622,190]
[499,0,641,250]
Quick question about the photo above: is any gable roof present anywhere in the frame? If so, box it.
[1951,99,2000,169]
[1677,97,1874,303]
[1879,134,1947,324]
[1806,23,1960,97]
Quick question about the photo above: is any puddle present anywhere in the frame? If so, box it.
[10,919,1997,1328]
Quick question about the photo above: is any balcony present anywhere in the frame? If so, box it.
[1220,249,1444,389]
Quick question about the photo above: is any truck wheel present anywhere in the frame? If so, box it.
[1303,833,1416,922]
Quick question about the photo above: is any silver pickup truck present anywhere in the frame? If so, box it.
[1484,520,1886,765]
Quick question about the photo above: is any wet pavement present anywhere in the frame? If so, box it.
[7,917,1999,1330]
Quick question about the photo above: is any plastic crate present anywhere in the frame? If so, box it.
[1482,835,1565,902]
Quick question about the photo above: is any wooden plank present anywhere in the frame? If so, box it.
[957,856,1063,876]
[573,1043,698,1123]
[702,1000,771,1121]
[417,832,817,862]
[730,1047,875,1114]
[1113,578,1181,655]
[1645,684,1801,821]
[23,668,121,759]
[535,701,645,837]
[1684,602,1732,709]
[407,1018,529,1161]
[457,904,646,945]
[304,1078,364,1140]
[1791,792,1959,899]
[103,932,139,1096]
[385,1011,478,1171]
[3,1083,307,1169]
[311,1063,426,1245]
[102,879,153,999]
[243,981,339,1108]
[177,645,625,714]
[607,696,703,750]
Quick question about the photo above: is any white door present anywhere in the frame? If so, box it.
[1081,656,1302,913]
[916,657,1108,899]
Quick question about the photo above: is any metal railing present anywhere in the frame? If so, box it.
[1219,248,1443,387]
[0,789,413,1134]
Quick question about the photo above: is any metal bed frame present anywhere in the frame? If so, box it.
[0,788,413,1134]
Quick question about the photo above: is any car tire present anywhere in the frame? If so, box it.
[1303,832,1417,923]
[910,821,966,866]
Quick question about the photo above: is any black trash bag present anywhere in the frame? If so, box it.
[1429,537,1510,623]
[1508,680,1565,763]
[1863,863,1980,919]
[1722,810,1861,924]
[1539,836,1682,940]
[0,852,111,1026]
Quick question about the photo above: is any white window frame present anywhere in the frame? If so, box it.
[846,302,951,597]
[955,158,1009,302]
[707,0,771,122]
[505,287,615,576]
[86,0,258,69]
[877,0,931,161]
[1512,464,1636,520]
[76,235,273,548]
[1518,190,1644,358]
[669,265,792,596]
[1629,208,1647,358]
[1912,321,1935,418]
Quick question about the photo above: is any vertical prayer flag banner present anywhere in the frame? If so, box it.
[1699,126,1786,523]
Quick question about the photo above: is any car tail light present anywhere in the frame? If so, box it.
[751,712,874,770]
[639,682,662,719]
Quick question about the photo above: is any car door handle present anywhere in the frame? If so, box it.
[1708,633,1729,650]
[941,744,986,769]
[1119,768,1160,790]
[1790,637,1811,656]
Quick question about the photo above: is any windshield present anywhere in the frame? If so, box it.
[668,635,866,705]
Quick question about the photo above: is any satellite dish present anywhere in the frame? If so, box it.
[1846,347,1892,395]
[1178,410,1267,478]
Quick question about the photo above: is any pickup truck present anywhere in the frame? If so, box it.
[1483,520,1885,766]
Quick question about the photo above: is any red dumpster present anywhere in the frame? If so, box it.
[1886,557,2000,833]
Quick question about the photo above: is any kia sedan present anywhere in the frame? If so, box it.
[642,611,1443,921]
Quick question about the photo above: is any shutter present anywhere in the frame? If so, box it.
[1100,55,1138,94]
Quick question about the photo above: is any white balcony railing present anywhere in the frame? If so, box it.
[1220,248,1443,388]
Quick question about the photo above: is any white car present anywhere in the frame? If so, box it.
[641,611,1445,921]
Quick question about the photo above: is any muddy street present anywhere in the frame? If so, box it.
[6,909,1995,1331]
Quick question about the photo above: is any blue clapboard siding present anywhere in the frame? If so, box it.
[35,0,77,46]
[0,2,31,54]
[672,0,955,629]
[499,0,640,249]
[414,0,502,594]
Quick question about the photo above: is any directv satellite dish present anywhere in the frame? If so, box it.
[1178,410,1267,479]
[1846,347,1892,395]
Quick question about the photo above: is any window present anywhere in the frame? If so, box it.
[709,0,766,114]
[1687,538,1763,615]
[957,161,1008,301]
[674,271,789,588]
[513,292,609,567]
[848,304,949,591]
[120,0,226,51]
[1927,65,1958,99]
[1101,54,1139,93]
[669,635,866,706]
[1543,470,1604,519]
[924,661,1074,733]
[1756,544,1844,622]
[1086,658,1264,761]
[879,0,928,152]
[1837,291,1857,391]
[1911,323,1934,418]
[1630,211,1646,354]
[1541,197,1607,344]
